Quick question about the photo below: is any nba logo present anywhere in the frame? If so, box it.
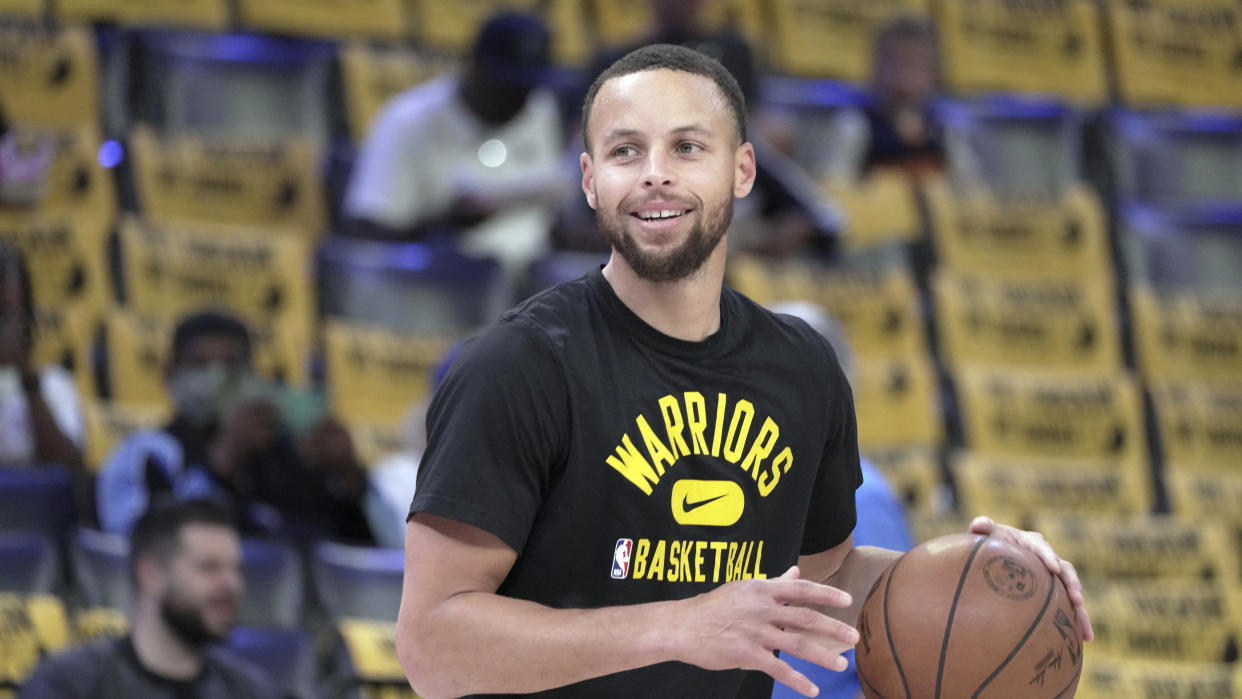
[611,539,633,579]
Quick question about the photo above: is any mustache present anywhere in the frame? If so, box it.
[620,194,697,212]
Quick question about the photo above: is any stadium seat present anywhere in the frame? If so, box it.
[0,593,73,690]
[237,0,411,40]
[226,627,318,699]
[936,0,1106,104]
[1107,0,1242,112]
[72,527,132,613]
[239,538,304,630]
[0,22,101,132]
[1108,109,1242,208]
[129,30,334,143]
[1118,202,1242,293]
[57,0,228,30]
[936,95,1086,198]
[318,235,508,334]
[0,467,77,542]
[766,0,930,80]
[853,355,943,450]
[312,541,404,622]
[0,531,59,594]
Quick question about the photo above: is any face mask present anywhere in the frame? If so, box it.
[168,364,229,427]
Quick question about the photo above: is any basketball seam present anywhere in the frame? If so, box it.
[969,568,1058,699]
[882,557,913,699]
[1051,647,1084,699]
[858,666,890,699]
[934,535,989,699]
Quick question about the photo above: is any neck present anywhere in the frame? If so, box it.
[601,243,728,342]
[131,600,205,681]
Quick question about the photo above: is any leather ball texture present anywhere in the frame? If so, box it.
[855,533,1083,699]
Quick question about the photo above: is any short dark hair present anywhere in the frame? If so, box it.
[129,498,235,583]
[873,15,938,64]
[171,310,252,365]
[582,43,747,152]
[0,241,35,350]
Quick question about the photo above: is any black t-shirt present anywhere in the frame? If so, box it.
[410,268,862,698]
[19,635,277,699]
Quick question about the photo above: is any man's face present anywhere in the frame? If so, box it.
[154,524,243,647]
[876,37,938,106]
[581,69,755,283]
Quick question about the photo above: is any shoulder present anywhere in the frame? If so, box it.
[205,647,280,697]
[370,76,457,135]
[437,279,595,391]
[731,289,837,357]
[22,637,116,695]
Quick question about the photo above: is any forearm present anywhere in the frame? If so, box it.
[819,545,901,627]
[398,591,680,698]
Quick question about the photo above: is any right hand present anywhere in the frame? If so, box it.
[209,398,280,480]
[671,566,859,697]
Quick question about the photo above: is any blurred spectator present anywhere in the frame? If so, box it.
[97,310,374,545]
[766,301,914,699]
[343,11,571,282]
[0,241,84,470]
[20,499,278,698]
[815,16,949,182]
[562,0,840,259]
[363,343,460,549]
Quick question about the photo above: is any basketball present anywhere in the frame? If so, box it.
[854,533,1083,698]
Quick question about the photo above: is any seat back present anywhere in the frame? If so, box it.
[72,527,133,613]
[0,467,77,541]
[239,538,305,629]
[312,541,404,622]
[0,532,59,594]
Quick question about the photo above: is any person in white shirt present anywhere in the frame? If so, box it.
[344,11,572,281]
[0,241,83,470]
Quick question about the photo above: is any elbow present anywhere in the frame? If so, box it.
[395,613,454,699]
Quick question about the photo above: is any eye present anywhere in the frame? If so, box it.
[612,145,638,158]
[676,141,703,154]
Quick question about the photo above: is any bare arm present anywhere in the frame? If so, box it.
[396,513,861,699]
[24,377,83,470]
[798,535,901,628]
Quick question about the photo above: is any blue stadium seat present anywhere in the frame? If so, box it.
[311,540,404,622]
[72,527,132,613]
[0,531,59,594]
[240,537,305,630]
[1119,201,1242,293]
[318,235,508,334]
[937,94,1086,198]
[1109,109,1242,208]
[226,627,318,699]
[0,466,77,542]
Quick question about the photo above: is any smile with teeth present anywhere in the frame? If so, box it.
[635,209,688,220]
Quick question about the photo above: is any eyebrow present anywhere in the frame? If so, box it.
[601,124,716,143]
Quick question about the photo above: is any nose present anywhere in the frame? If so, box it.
[641,150,674,189]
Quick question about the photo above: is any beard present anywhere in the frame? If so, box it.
[597,192,733,283]
[159,591,231,648]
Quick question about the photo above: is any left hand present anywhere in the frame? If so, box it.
[969,515,1094,642]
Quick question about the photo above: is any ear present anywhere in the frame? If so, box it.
[580,151,598,210]
[136,554,166,595]
[733,142,757,199]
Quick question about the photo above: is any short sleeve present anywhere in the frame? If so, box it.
[409,319,569,553]
[343,91,433,229]
[800,342,863,555]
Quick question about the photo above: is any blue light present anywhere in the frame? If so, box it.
[97,140,124,169]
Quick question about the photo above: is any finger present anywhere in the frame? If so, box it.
[769,579,853,609]
[969,515,995,534]
[770,605,860,648]
[1058,560,1095,642]
[759,626,850,675]
[756,653,821,698]
[778,565,801,581]
[1020,530,1062,574]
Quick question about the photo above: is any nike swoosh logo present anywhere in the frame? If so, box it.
[682,493,727,513]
